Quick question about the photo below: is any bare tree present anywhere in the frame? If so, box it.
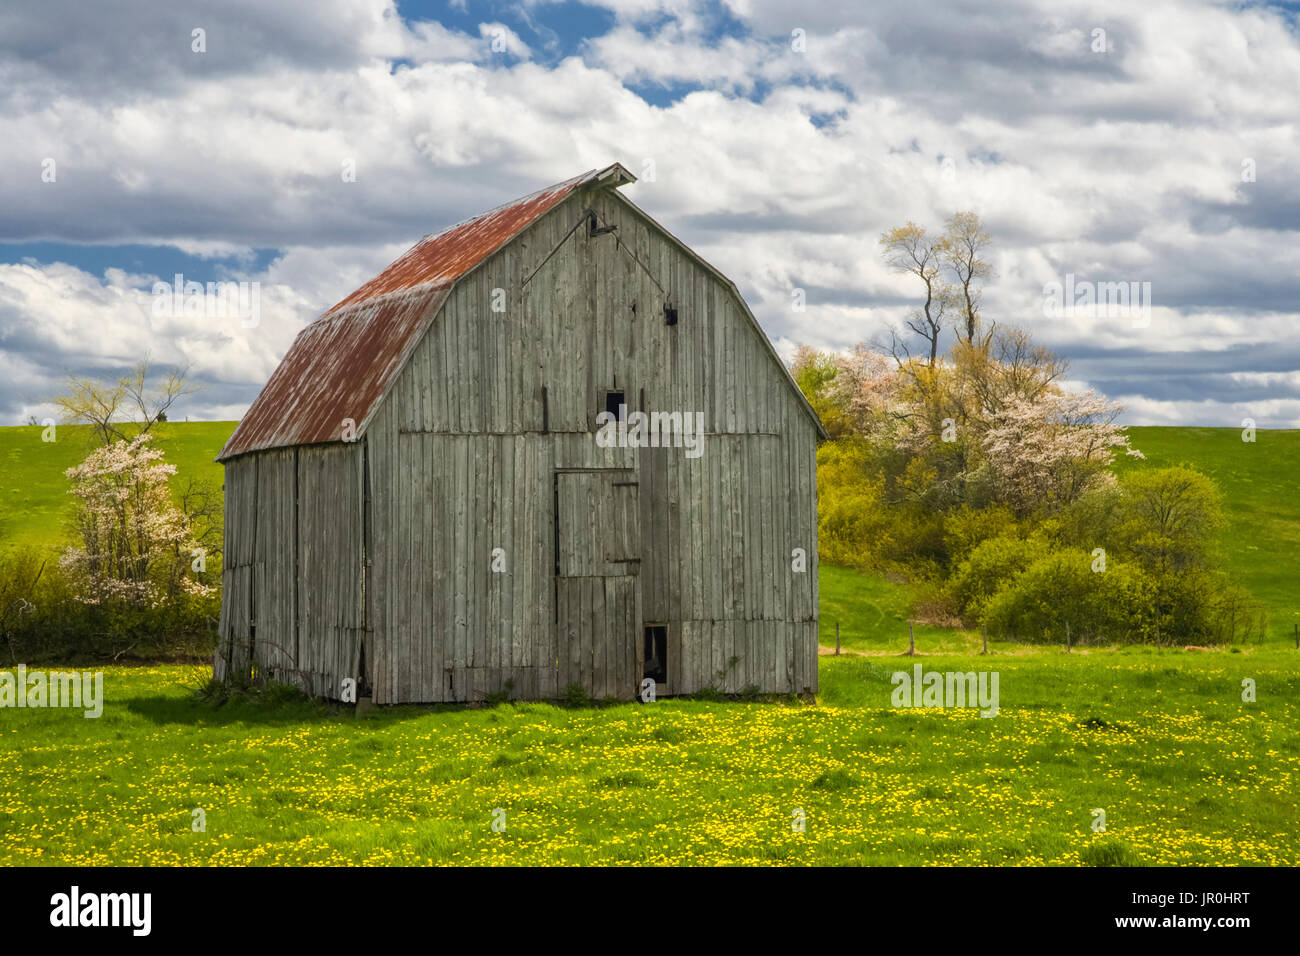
[880,223,954,367]
[53,355,193,445]
[942,212,994,344]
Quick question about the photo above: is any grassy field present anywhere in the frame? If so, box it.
[1,644,1295,866]
[2,421,1292,632]
[817,563,969,653]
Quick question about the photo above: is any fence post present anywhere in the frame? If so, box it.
[1065,621,1071,653]
[981,622,988,655]
[907,621,916,656]
[835,621,840,656]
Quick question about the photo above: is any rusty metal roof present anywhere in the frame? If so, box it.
[216,285,449,460]
[327,165,630,312]
[218,163,634,461]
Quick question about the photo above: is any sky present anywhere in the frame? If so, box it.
[1,0,1298,427]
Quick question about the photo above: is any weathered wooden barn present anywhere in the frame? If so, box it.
[214,162,825,703]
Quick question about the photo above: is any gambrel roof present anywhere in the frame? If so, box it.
[218,162,824,461]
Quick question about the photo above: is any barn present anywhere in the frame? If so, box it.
[214,162,826,704]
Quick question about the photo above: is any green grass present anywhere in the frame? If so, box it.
[1119,427,1300,631]
[1,648,1295,865]
[0,422,233,549]
[817,564,970,653]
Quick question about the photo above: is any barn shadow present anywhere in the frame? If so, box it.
[122,692,501,728]
[121,684,592,728]
[122,684,793,728]
[123,693,335,728]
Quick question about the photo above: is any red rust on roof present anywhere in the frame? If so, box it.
[217,285,448,460]
[327,170,595,313]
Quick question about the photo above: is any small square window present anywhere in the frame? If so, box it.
[603,389,626,421]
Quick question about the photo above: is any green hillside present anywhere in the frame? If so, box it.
[0,421,233,549]
[1118,426,1298,632]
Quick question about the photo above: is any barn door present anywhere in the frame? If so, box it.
[554,469,640,699]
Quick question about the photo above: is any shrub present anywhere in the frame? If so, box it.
[949,535,1051,620]
[0,546,99,661]
[942,504,1020,567]
[982,548,1157,644]
[816,440,895,570]
[1112,465,1223,579]
[561,682,591,707]
[194,672,312,709]
[1151,568,1267,645]
[0,543,218,663]
[1055,483,1124,551]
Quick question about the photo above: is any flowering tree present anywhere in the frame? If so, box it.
[982,389,1145,516]
[827,345,907,434]
[60,433,212,607]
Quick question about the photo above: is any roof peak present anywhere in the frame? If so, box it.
[324,163,634,315]
[419,163,634,245]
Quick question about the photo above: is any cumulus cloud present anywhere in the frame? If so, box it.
[0,256,329,424]
[478,22,532,59]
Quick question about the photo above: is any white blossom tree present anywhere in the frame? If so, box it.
[981,389,1144,515]
[60,433,212,607]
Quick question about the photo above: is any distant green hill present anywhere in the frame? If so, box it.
[1118,427,1298,632]
[0,421,233,549]
[1,422,1295,636]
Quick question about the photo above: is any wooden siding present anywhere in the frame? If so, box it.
[371,433,558,703]
[215,444,365,698]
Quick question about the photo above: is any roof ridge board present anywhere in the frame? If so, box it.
[403,166,601,250]
[321,167,615,314]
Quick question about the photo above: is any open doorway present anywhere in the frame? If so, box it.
[643,624,667,685]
